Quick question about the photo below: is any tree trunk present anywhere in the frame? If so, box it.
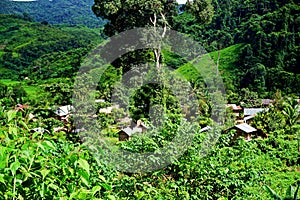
[216,50,220,76]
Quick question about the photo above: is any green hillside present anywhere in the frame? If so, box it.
[0,14,103,79]
[174,0,300,95]
[176,44,244,87]
[0,0,104,27]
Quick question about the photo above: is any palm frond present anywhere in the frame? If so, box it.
[294,183,300,200]
[264,185,282,200]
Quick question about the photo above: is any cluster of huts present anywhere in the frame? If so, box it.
[41,102,148,141]
[229,98,297,139]
[223,99,275,141]
[16,98,299,142]
[14,103,74,134]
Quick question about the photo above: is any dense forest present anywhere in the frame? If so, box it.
[174,0,300,96]
[0,14,103,80]
[0,0,105,27]
[0,0,300,199]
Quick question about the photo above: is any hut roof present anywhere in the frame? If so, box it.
[200,126,212,132]
[244,108,267,116]
[244,115,255,121]
[226,104,242,111]
[54,105,73,117]
[261,99,274,106]
[121,127,142,137]
[234,123,257,133]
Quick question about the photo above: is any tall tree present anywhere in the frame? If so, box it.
[92,0,214,117]
[92,0,214,37]
[92,0,213,69]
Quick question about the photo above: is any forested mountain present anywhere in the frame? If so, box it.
[0,0,105,27]
[174,0,300,96]
[1,0,299,96]
[0,14,102,79]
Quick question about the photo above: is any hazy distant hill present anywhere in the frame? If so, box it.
[0,0,104,27]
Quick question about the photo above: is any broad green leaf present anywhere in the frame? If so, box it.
[107,195,116,200]
[9,126,18,135]
[91,185,101,196]
[0,146,7,169]
[101,183,112,191]
[80,175,89,187]
[36,142,45,151]
[43,141,55,150]
[40,169,50,180]
[32,131,41,140]
[0,174,6,185]
[19,121,29,131]
[7,110,16,123]
[136,191,145,200]
[10,160,20,176]
[68,167,74,175]
[78,169,90,187]
[76,158,90,175]
[77,190,89,199]
[264,185,282,200]
[70,191,79,200]
[98,175,106,182]
[6,191,14,197]
[48,183,59,190]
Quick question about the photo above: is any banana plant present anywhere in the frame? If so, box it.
[282,98,300,133]
[264,183,300,200]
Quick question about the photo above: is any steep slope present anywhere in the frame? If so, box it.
[0,0,104,27]
[0,14,103,79]
[174,0,300,95]
[175,44,244,91]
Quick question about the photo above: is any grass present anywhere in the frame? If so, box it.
[0,79,20,85]
[209,43,245,76]
[176,52,221,81]
[0,79,40,96]
[22,85,40,96]
[175,43,246,90]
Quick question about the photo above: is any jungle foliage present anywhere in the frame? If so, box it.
[174,0,300,95]
[0,0,105,27]
[0,14,102,80]
[0,96,299,199]
[0,0,300,199]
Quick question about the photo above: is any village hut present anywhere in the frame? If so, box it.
[118,127,142,141]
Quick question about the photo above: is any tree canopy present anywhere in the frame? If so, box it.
[92,0,214,36]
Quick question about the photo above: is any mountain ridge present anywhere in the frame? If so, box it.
[0,0,104,27]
